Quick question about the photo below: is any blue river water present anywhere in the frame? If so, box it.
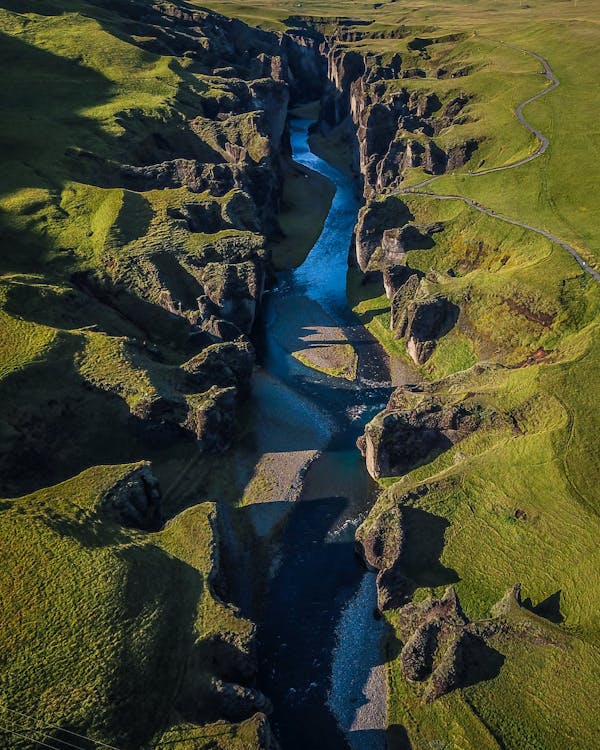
[254,119,398,750]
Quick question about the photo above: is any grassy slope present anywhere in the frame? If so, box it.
[0,1,271,501]
[0,464,253,748]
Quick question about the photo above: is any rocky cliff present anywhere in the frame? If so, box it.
[358,383,486,479]
[0,2,332,492]
[316,28,478,200]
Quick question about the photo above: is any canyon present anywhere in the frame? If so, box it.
[1,2,600,750]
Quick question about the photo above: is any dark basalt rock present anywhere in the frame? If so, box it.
[359,387,482,479]
[396,586,471,701]
[383,265,417,302]
[391,582,560,702]
[355,505,411,610]
[319,38,479,198]
[121,158,236,195]
[376,565,413,612]
[98,463,162,530]
[210,680,273,722]
[447,138,479,170]
[202,260,264,334]
[356,505,405,573]
[183,386,238,451]
[182,340,255,394]
[375,138,425,193]
[422,139,448,174]
[353,198,413,271]
[390,273,421,335]
[400,295,459,364]
[360,409,449,479]
[400,619,441,681]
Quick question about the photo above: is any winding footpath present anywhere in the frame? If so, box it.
[399,40,600,282]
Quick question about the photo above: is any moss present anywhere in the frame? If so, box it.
[292,343,358,381]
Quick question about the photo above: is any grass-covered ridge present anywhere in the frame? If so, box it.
[0,463,256,747]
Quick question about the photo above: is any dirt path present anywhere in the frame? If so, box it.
[470,40,558,175]
[400,41,600,282]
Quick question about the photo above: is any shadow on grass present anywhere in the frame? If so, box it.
[386,724,413,749]
[524,589,564,624]
[460,632,506,690]
[400,505,458,588]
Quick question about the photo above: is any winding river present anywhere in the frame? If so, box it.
[249,118,413,750]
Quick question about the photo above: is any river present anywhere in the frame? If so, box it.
[249,117,412,750]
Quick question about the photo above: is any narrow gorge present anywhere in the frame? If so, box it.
[2,2,600,750]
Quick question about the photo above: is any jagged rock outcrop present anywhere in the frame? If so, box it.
[404,296,460,364]
[400,619,441,681]
[183,386,238,450]
[201,260,264,334]
[355,505,411,611]
[353,198,441,272]
[393,582,563,702]
[396,586,475,702]
[390,273,421,332]
[183,340,254,395]
[210,680,273,722]
[384,264,418,300]
[98,463,162,530]
[358,387,483,479]
[353,198,412,271]
[386,269,460,364]
[317,34,478,198]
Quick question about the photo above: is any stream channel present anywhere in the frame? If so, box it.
[249,118,414,750]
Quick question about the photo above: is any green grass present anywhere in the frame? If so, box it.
[363,317,600,747]
[292,342,358,380]
[0,5,272,744]
[4,0,600,747]
[0,464,253,748]
[0,281,60,380]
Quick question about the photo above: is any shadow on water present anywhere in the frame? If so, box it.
[257,495,364,750]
